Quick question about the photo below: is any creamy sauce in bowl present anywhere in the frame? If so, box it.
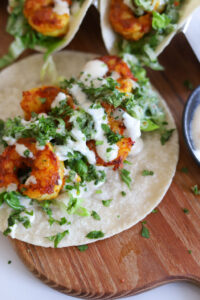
[191,104,200,161]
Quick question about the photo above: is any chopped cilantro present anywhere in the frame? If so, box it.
[39,97,47,104]
[95,140,104,145]
[91,210,101,220]
[181,167,188,173]
[101,124,123,145]
[120,169,132,189]
[141,221,150,239]
[121,191,126,196]
[188,249,192,254]
[95,189,102,194]
[160,129,175,145]
[102,199,112,207]
[182,208,189,214]
[124,160,132,165]
[23,149,30,158]
[183,80,193,91]
[77,245,88,252]
[152,208,158,213]
[191,185,200,195]
[0,191,25,211]
[47,230,69,248]
[8,260,12,264]
[142,170,154,176]
[3,209,32,235]
[86,231,104,239]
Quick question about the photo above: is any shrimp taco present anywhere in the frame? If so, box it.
[0,51,178,247]
[0,0,93,69]
[100,0,200,69]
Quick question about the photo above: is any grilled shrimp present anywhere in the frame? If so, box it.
[87,138,133,170]
[86,56,136,169]
[87,102,134,170]
[0,138,64,201]
[99,55,137,93]
[24,0,71,37]
[109,0,152,41]
[21,86,75,120]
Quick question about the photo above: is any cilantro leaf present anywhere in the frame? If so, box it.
[77,245,88,252]
[141,222,150,238]
[191,185,200,195]
[160,129,175,145]
[120,169,132,188]
[142,170,154,176]
[86,231,104,239]
[102,199,112,207]
[183,80,193,91]
[152,12,171,30]
[101,124,123,145]
[47,230,69,248]
[91,210,101,220]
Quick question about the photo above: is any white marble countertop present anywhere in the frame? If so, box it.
[0,233,199,300]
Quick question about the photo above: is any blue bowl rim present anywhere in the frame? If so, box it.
[183,85,200,167]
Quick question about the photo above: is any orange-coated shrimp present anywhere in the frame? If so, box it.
[21,86,75,120]
[0,138,64,201]
[87,138,133,170]
[85,56,136,169]
[24,0,71,37]
[109,0,152,41]
[99,55,137,93]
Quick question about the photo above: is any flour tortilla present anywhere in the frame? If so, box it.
[8,0,93,53]
[100,0,200,56]
[0,51,178,247]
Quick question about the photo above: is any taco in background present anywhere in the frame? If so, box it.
[0,0,93,69]
[0,51,178,247]
[100,0,200,69]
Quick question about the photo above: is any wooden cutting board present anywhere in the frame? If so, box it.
[1,3,200,299]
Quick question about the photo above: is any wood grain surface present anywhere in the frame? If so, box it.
[1,2,200,299]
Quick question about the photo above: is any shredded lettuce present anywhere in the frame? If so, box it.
[118,0,183,69]
[0,0,66,69]
[0,37,26,69]
[152,12,171,30]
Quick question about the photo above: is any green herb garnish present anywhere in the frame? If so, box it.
[39,97,47,104]
[86,231,104,239]
[47,230,69,248]
[191,185,200,195]
[183,80,193,91]
[120,169,131,188]
[182,208,189,214]
[77,245,88,252]
[141,221,150,238]
[142,170,154,176]
[102,199,112,207]
[91,210,101,221]
[181,167,188,173]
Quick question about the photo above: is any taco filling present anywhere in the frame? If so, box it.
[0,0,91,69]
[0,53,177,247]
[102,0,186,69]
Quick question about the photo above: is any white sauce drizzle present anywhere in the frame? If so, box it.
[55,128,96,165]
[80,60,108,84]
[123,112,141,141]
[6,183,18,192]
[15,144,34,158]
[3,136,16,145]
[191,104,200,161]
[51,92,67,108]
[25,175,37,186]
[53,0,70,15]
